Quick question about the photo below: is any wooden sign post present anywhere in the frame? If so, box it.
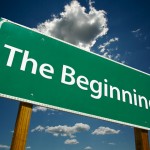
[10,102,33,150]
[134,128,149,150]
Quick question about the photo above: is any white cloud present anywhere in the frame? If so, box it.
[98,37,122,61]
[31,125,45,132]
[36,0,108,51]
[132,28,142,38]
[0,144,10,149]
[132,28,140,33]
[31,123,90,138]
[32,106,48,112]
[84,146,92,149]
[26,146,31,149]
[132,28,148,41]
[99,37,119,53]
[92,126,120,135]
[64,139,79,145]
[35,0,124,62]
[45,123,90,138]
[108,142,116,145]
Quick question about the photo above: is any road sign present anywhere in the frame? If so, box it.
[0,18,150,129]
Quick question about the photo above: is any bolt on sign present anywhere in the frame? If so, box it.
[0,18,150,130]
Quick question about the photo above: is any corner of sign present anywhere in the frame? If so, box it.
[0,17,8,29]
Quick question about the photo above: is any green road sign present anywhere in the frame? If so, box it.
[0,18,150,129]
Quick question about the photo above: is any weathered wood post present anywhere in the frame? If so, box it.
[10,102,33,150]
[134,128,149,150]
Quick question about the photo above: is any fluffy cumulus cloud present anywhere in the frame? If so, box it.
[84,146,92,149]
[45,123,90,137]
[31,123,90,138]
[36,0,108,51]
[64,139,79,144]
[92,126,120,135]
[32,106,48,112]
[0,144,10,149]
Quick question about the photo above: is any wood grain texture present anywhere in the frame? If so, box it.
[10,102,33,150]
[134,128,150,150]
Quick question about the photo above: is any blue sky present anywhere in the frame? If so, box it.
[0,0,150,150]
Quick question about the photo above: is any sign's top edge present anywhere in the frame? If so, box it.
[0,17,149,77]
